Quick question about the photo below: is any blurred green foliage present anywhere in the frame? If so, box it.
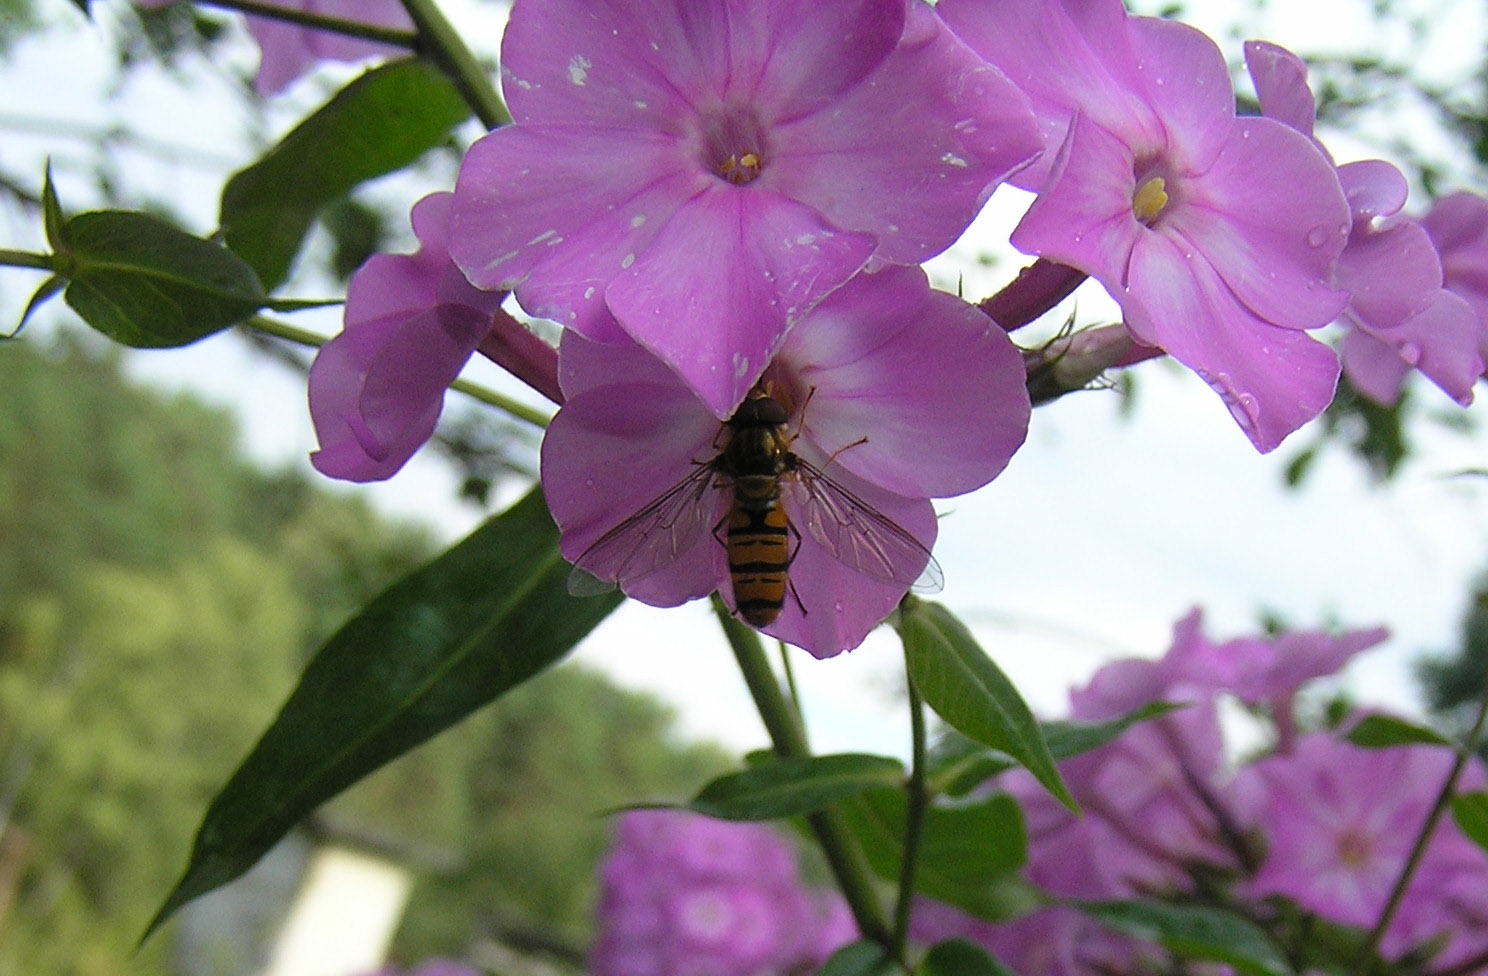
[0,336,729,975]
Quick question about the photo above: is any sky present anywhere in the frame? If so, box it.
[3,0,1488,761]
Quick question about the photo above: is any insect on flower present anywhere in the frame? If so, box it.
[567,385,943,627]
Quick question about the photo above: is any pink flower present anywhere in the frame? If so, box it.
[939,0,1351,452]
[591,811,833,976]
[1423,191,1488,367]
[1245,42,1482,407]
[308,192,513,482]
[450,0,1041,418]
[1235,730,1488,946]
[540,265,1029,657]
[136,0,411,95]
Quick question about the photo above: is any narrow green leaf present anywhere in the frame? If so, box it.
[62,210,267,347]
[1073,900,1289,976]
[220,58,469,290]
[1451,791,1488,853]
[262,296,343,313]
[1344,714,1451,749]
[915,940,1018,976]
[898,601,1073,810]
[1040,702,1185,757]
[145,489,622,938]
[9,274,65,338]
[42,162,69,253]
[843,789,1038,922]
[690,753,904,822]
[818,941,900,976]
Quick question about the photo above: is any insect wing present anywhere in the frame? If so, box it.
[566,463,719,596]
[791,460,944,592]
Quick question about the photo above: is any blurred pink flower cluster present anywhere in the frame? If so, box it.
[916,610,1488,975]
[590,810,855,976]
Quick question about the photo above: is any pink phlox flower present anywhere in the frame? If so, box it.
[450,0,1041,419]
[1423,191,1488,369]
[911,898,1135,976]
[136,0,412,95]
[309,192,513,482]
[1245,42,1482,407]
[939,0,1352,452]
[591,810,835,976]
[540,265,1030,657]
[1236,728,1487,945]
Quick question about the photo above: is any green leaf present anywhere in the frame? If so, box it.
[931,702,1183,797]
[1451,791,1488,853]
[42,162,69,252]
[220,58,469,290]
[145,488,622,939]
[818,941,900,976]
[915,940,1018,976]
[898,601,1073,810]
[689,753,904,822]
[843,790,1038,922]
[1344,714,1451,749]
[61,210,267,347]
[1074,900,1289,976]
[9,274,65,338]
[263,297,343,313]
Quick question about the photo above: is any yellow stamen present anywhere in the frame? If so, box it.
[720,151,762,185]
[1132,176,1169,223]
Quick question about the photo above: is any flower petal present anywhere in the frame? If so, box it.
[780,265,1029,498]
[769,3,1041,263]
[605,185,874,417]
[1126,16,1235,170]
[1174,116,1350,329]
[450,124,701,341]
[1338,216,1441,330]
[1243,41,1317,140]
[1125,232,1340,452]
[1347,290,1482,406]
[1338,159,1407,224]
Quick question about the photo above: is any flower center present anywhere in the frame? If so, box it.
[696,106,768,186]
[1132,175,1169,224]
[1336,828,1372,867]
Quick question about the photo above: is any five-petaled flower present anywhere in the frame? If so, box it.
[450,0,1042,419]
[540,266,1029,657]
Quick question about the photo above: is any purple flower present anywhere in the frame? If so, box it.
[1423,191,1488,367]
[591,810,835,976]
[309,192,519,482]
[1236,729,1488,955]
[939,0,1351,452]
[450,0,1041,418]
[1245,42,1482,407]
[540,265,1030,657]
[136,0,412,95]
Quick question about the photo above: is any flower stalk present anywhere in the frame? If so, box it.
[397,0,512,129]
[190,0,419,48]
[891,671,929,962]
[712,598,894,950]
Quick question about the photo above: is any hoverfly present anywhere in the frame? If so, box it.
[567,385,943,626]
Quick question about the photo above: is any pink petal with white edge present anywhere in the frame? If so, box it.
[1126,17,1235,170]
[605,184,875,418]
[450,124,702,341]
[767,3,1041,264]
[754,466,937,659]
[1173,117,1349,329]
[780,265,1029,498]
[1010,115,1143,287]
[1243,41,1317,140]
[936,0,1159,190]
[1124,232,1340,452]
[1338,159,1408,224]
[540,381,724,604]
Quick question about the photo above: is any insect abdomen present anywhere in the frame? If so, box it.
[726,501,791,626]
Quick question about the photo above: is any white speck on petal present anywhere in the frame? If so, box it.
[583,286,595,299]
[630,214,647,228]
[485,250,518,271]
[633,100,648,110]
[733,353,750,378]
[649,41,660,51]
[621,252,636,269]
[887,223,899,232]
[567,54,591,86]
[528,229,557,245]
[795,233,816,245]
[940,152,968,168]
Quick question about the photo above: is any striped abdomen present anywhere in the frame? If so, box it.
[726,476,791,626]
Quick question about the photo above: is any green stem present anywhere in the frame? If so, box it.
[0,249,53,272]
[397,0,512,130]
[1356,689,1488,975]
[191,0,420,48]
[712,599,893,949]
[777,640,805,731]
[892,674,929,961]
[245,315,551,428]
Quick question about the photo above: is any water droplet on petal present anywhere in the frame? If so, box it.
[1306,226,1330,247]
[833,600,845,614]
[1399,341,1422,365]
